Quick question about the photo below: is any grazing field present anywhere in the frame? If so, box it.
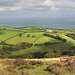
[34,36,61,44]
[0,30,23,42]
[11,42,72,56]
[22,27,44,31]
[6,32,44,44]
[0,26,75,58]
[6,37,37,44]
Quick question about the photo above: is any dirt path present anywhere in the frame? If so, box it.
[24,56,75,61]
[0,56,75,62]
[24,58,61,61]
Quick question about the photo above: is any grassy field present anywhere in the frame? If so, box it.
[22,27,44,31]
[0,26,75,56]
[11,42,71,56]
[34,36,61,44]
[6,32,44,44]
[0,30,23,42]
[6,37,37,44]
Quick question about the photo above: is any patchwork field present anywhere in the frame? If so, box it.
[0,26,75,58]
[0,30,23,42]
[34,36,61,44]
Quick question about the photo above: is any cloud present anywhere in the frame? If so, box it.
[0,0,75,14]
[0,0,20,7]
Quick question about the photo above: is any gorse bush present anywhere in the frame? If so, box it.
[14,59,27,66]
[29,61,43,66]
[46,58,75,75]
[44,52,60,58]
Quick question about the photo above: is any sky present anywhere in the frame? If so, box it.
[0,0,75,15]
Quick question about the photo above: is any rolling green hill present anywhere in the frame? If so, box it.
[0,26,75,58]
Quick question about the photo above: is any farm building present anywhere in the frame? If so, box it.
[46,30,53,32]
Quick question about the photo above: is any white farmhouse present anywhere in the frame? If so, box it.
[46,30,53,32]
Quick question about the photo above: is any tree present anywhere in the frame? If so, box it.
[62,39,67,42]
[20,43,26,49]
[19,33,22,37]
[1,41,6,45]
[2,45,9,50]
[27,34,30,37]
[44,51,60,58]
[4,28,6,30]
[44,52,55,58]
[45,42,52,46]
[32,35,36,38]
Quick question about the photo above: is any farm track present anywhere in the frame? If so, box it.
[33,34,43,43]
[0,56,75,62]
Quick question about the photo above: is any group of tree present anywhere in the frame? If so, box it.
[66,33,75,40]
[43,33,67,42]
[34,42,62,46]
[8,51,61,58]
[27,34,36,38]
[19,33,36,38]
[0,42,33,56]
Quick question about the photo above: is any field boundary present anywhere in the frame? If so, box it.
[4,32,26,42]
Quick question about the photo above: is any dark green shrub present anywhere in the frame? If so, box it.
[27,34,30,37]
[44,52,60,58]
[4,28,6,30]
[62,39,67,42]
[1,41,6,45]
[19,33,22,37]
[45,42,52,46]
[32,35,36,38]
[29,61,43,66]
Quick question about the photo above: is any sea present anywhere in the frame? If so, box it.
[0,13,75,30]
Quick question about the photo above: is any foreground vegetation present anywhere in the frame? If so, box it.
[0,56,75,75]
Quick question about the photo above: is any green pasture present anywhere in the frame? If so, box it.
[48,29,75,35]
[22,27,44,31]
[0,30,22,42]
[0,26,75,57]
[6,28,37,33]
[22,32,44,37]
[0,44,3,49]
[6,36,37,44]
[34,36,61,44]
[60,35,75,46]
[7,28,26,32]
[6,32,44,44]
[11,42,71,56]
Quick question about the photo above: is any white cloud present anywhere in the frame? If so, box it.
[0,0,75,14]
[0,8,6,11]
[42,0,54,6]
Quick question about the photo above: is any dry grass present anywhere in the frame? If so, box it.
[0,56,75,62]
